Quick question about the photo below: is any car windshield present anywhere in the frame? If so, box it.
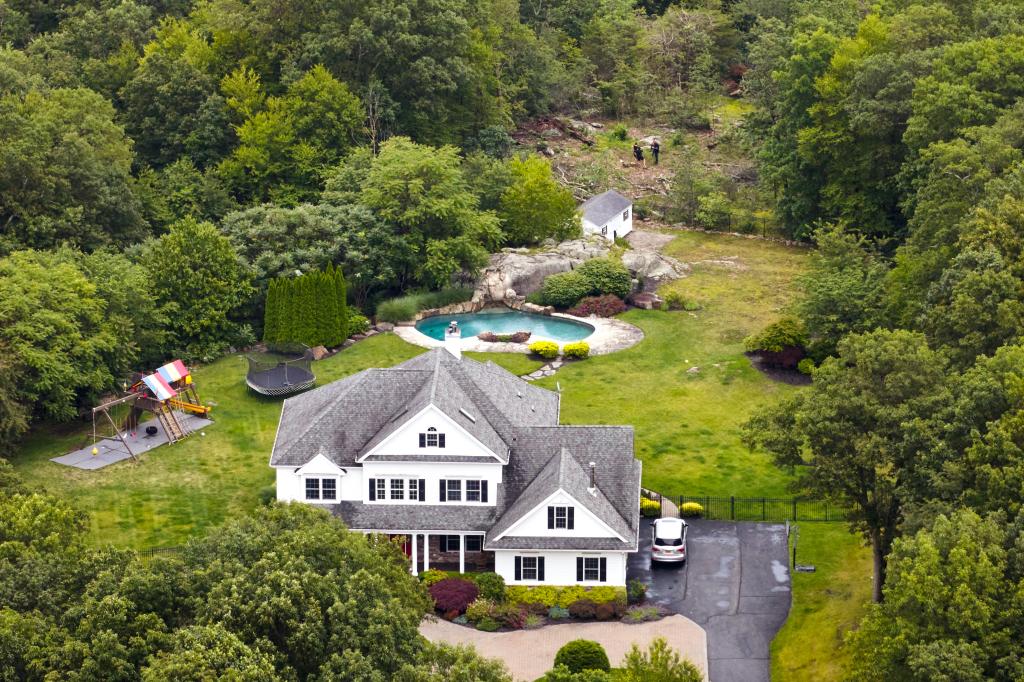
[655,536,683,546]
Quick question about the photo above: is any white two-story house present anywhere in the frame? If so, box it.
[269,331,641,586]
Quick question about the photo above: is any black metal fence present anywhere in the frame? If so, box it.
[678,495,847,522]
[139,545,183,559]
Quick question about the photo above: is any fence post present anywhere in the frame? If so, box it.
[762,497,766,520]
[730,496,735,521]
[793,498,797,521]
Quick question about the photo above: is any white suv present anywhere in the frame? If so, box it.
[651,518,688,563]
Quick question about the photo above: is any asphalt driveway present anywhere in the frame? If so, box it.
[628,520,791,682]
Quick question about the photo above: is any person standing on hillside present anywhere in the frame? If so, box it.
[633,142,646,168]
[651,139,661,165]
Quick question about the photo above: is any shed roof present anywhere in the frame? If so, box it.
[580,189,632,226]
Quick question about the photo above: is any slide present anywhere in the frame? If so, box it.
[168,398,211,416]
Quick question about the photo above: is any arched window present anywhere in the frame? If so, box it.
[419,427,445,448]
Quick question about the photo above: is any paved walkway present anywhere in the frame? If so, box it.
[629,521,790,682]
[421,614,707,681]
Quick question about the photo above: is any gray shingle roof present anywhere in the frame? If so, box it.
[271,349,640,548]
[331,502,499,532]
[580,189,631,227]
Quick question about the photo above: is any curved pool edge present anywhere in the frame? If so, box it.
[392,312,644,357]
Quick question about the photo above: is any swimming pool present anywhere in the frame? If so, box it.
[415,309,594,342]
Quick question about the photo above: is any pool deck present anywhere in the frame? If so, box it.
[393,312,644,356]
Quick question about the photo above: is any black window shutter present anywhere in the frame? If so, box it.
[481,480,489,503]
[547,506,554,529]
[538,557,545,582]
[419,433,425,447]
[439,479,447,502]
[576,557,584,581]
[514,556,522,581]
[599,558,607,582]
[438,433,446,448]
[368,478,376,501]
[418,479,426,501]
[567,507,575,529]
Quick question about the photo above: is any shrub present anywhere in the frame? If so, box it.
[497,604,528,629]
[476,616,500,632]
[640,497,662,517]
[568,599,597,619]
[663,290,699,312]
[376,296,419,324]
[506,585,625,609]
[478,331,531,343]
[473,572,507,602]
[529,340,560,359]
[524,613,544,629]
[348,309,370,335]
[627,579,648,605]
[744,316,808,353]
[610,124,629,141]
[696,191,732,229]
[452,615,468,625]
[797,358,816,375]
[554,639,611,673]
[465,598,496,623]
[548,606,570,620]
[568,295,626,318]
[538,271,592,308]
[421,569,448,587]
[623,605,661,623]
[257,485,276,506]
[595,602,616,621]
[563,342,590,360]
[417,286,474,309]
[680,502,704,518]
[577,258,631,299]
[429,578,479,615]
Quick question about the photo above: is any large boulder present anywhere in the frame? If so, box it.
[473,237,611,304]
[621,250,690,291]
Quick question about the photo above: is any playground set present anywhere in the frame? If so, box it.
[51,360,214,471]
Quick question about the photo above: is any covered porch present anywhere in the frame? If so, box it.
[390,532,494,575]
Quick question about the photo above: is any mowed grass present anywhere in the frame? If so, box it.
[533,230,810,497]
[771,523,873,681]
[12,334,427,549]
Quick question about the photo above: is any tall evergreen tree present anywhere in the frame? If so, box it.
[334,265,349,343]
[262,279,279,343]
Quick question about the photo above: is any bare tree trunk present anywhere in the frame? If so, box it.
[870,527,886,603]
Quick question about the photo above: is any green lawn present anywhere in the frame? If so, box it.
[534,230,809,497]
[12,230,808,548]
[771,524,873,681]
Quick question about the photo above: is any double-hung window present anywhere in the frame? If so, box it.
[514,555,545,582]
[305,477,337,501]
[439,479,488,503]
[547,505,574,529]
[576,556,607,583]
[623,209,630,221]
[466,480,481,502]
[408,478,419,500]
[375,478,386,500]
[446,479,462,502]
[390,478,405,500]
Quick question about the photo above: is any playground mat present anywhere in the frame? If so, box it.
[51,414,214,470]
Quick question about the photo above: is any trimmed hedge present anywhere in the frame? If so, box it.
[554,639,611,673]
[576,258,631,299]
[538,271,591,308]
[529,340,559,359]
[640,497,662,517]
[506,585,625,608]
[680,502,704,518]
[562,341,590,359]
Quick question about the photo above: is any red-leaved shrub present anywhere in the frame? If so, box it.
[568,599,598,619]
[568,295,627,318]
[429,578,479,615]
[477,331,532,343]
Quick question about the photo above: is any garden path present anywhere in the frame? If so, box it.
[420,614,707,681]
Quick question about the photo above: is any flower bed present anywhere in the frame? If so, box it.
[477,330,532,343]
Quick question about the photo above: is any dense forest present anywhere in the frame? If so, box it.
[3,0,1024,678]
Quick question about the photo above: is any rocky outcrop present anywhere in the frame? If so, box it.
[473,238,611,305]
[621,250,690,292]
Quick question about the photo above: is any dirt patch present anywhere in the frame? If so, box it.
[625,230,676,251]
[745,353,811,386]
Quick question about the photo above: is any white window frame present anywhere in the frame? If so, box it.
[305,476,338,503]
[408,478,419,500]
[554,506,569,529]
[623,209,630,221]
[420,426,445,448]
[390,478,405,500]
[521,556,539,581]
[466,479,482,502]
[446,479,462,502]
[583,557,601,582]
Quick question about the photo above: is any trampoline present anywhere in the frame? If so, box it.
[245,344,316,396]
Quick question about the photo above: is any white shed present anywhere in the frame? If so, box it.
[580,189,633,242]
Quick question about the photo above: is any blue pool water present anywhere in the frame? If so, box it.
[416,309,594,342]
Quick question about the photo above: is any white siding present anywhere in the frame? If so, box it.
[581,205,632,242]
[362,461,503,505]
[499,490,621,539]
[494,550,628,586]
[363,405,501,460]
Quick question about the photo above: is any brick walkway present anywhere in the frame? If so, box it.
[421,614,708,681]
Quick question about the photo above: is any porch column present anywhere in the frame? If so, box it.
[411,533,418,576]
[459,533,465,574]
[423,533,430,571]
